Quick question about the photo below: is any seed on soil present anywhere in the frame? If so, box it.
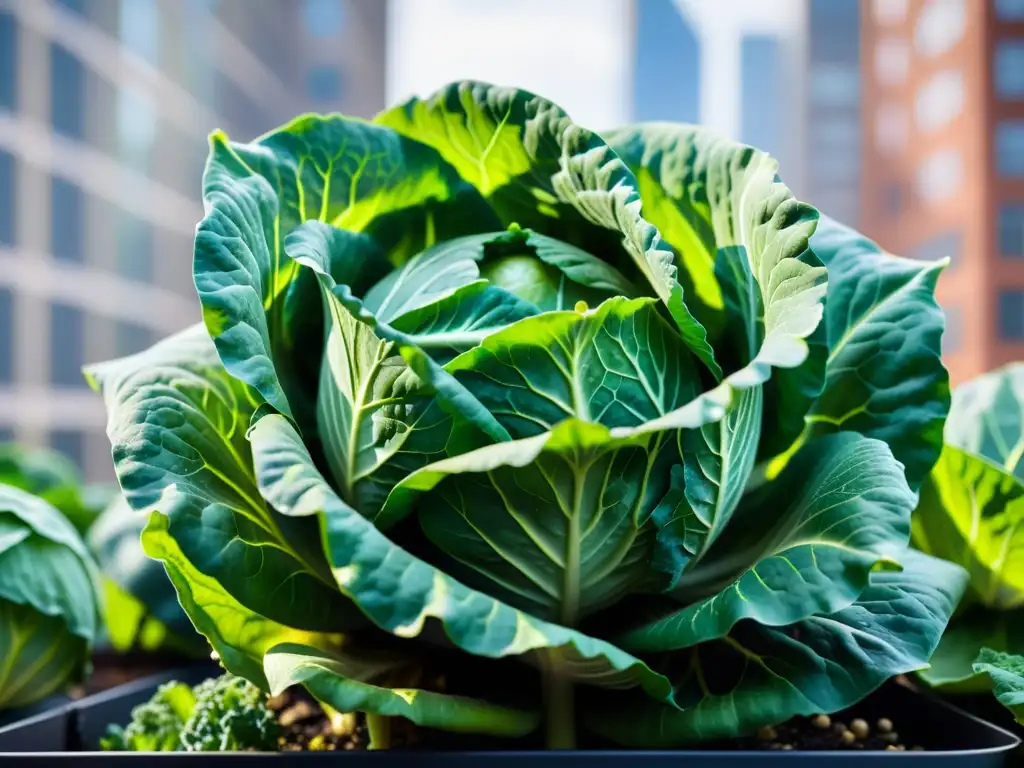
[880,731,899,744]
[876,717,893,733]
[781,744,793,750]
[849,719,870,739]
[886,745,900,751]
[811,714,831,729]
[831,721,847,735]
[279,700,318,727]
[840,729,856,745]
[756,726,777,741]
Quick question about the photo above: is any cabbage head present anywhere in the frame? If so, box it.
[87,81,967,748]
[0,484,101,709]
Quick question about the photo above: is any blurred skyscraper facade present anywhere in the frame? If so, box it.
[0,0,386,478]
[862,0,1024,384]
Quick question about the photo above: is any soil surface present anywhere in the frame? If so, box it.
[729,713,922,752]
[267,690,925,753]
[269,688,420,751]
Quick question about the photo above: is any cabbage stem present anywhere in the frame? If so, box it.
[366,712,391,750]
[541,650,575,750]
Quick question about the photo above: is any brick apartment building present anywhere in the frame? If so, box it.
[860,0,1024,385]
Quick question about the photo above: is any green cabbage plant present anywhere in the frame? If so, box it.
[0,484,101,709]
[0,442,197,657]
[87,81,966,748]
[87,496,205,656]
[913,363,1024,703]
[0,443,113,534]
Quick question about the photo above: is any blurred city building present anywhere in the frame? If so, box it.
[0,0,386,479]
[861,0,1024,384]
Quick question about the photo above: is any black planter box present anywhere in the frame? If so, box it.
[0,666,1019,765]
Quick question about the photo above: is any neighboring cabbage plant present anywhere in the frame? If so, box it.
[0,484,101,709]
[913,363,1024,697]
[88,496,205,656]
[0,443,113,534]
[87,81,965,748]
[0,442,198,657]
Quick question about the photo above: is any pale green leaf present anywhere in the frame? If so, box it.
[588,551,967,745]
[376,81,719,377]
[84,324,361,633]
[913,444,1024,610]
[264,643,540,736]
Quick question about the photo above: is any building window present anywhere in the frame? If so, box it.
[910,230,962,266]
[50,178,84,262]
[0,426,13,444]
[915,69,963,133]
[809,65,860,108]
[874,0,908,23]
[0,149,14,247]
[875,39,909,86]
[117,86,157,171]
[882,181,904,217]
[115,321,153,357]
[997,120,1024,177]
[302,0,346,37]
[306,65,343,103]
[995,41,1024,100]
[915,0,965,58]
[943,306,962,353]
[996,0,1024,20]
[49,302,85,387]
[999,290,1024,340]
[809,0,860,64]
[741,35,783,161]
[117,213,153,283]
[54,0,87,15]
[634,0,701,124]
[875,104,907,153]
[119,0,159,65]
[0,287,12,385]
[49,429,85,470]
[0,11,16,112]
[1000,204,1024,257]
[49,44,85,140]
[917,149,962,204]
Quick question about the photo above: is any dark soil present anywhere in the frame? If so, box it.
[265,689,925,753]
[727,713,922,752]
[268,688,421,751]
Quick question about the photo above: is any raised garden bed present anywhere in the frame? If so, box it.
[0,666,1018,764]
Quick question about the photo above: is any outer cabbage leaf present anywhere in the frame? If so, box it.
[264,643,540,736]
[802,215,949,491]
[376,81,720,378]
[974,648,1024,724]
[0,485,101,707]
[588,551,967,745]
[945,363,1024,482]
[84,325,361,633]
[87,496,202,654]
[921,610,1024,689]
[615,432,914,652]
[194,116,499,430]
[0,444,102,534]
[249,411,680,699]
[140,511,342,689]
[913,444,1024,610]
[604,124,827,461]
